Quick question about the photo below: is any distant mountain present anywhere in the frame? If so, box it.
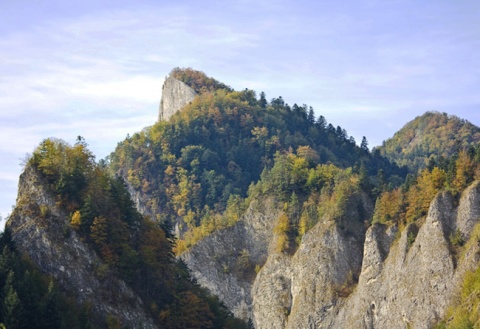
[377,111,480,171]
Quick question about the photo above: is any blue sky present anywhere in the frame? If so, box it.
[1,0,480,226]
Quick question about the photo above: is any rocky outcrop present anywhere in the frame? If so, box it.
[181,197,280,320]
[158,76,197,121]
[7,166,156,328]
[182,182,480,328]
[183,191,372,327]
[331,186,480,329]
[252,192,371,329]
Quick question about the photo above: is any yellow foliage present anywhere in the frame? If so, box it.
[453,150,475,192]
[251,126,268,140]
[71,210,81,230]
[373,188,404,224]
[298,196,319,236]
[405,169,446,223]
[127,169,141,189]
[274,213,291,252]
[441,265,480,328]
[174,240,187,255]
[297,145,320,164]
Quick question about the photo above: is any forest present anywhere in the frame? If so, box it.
[109,68,406,254]
[3,137,248,328]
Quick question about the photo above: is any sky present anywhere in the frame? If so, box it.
[1,0,480,226]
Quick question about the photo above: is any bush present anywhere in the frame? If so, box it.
[40,204,50,218]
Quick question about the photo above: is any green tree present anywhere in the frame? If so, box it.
[40,281,61,329]
[259,91,267,108]
[3,272,25,329]
[361,136,369,152]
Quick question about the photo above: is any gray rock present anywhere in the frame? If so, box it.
[7,166,156,328]
[158,76,197,121]
[181,197,280,320]
[181,182,480,328]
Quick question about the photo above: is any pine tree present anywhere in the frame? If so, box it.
[40,281,61,329]
[361,136,369,152]
[3,272,26,329]
[259,91,267,108]
[307,107,315,125]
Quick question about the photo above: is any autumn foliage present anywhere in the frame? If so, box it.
[28,137,248,328]
[373,148,480,226]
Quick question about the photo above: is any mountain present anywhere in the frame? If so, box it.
[109,68,406,252]
[377,111,480,172]
[5,138,248,328]
[5,68,480,328]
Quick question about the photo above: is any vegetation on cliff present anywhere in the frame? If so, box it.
[24,137,248,328]
[109,68,405,253]
[377,111,480,172]
[8,67,480,327]
[373,146,480,226]
[170,67,233,94]
[249,150,369,253]
[437,254,480,328]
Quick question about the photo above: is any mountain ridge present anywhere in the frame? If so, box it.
[4,68,480,328]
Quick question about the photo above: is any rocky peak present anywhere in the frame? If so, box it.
[6,165,156,328]
[158,75,197,121]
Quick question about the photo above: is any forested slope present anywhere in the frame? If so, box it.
[6,138,248,328]
[377,111,480,172]
[109,68,406,252]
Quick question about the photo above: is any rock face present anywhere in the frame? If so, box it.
[158,76,197,121]
[7,166,156,328]
[332,185,480,329]
[181,197,280,320]
[182,182,480,328]
[182,191,372,327]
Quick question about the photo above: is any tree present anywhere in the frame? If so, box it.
[361,136,369,152]
[274,213,291,253]
[316,115,327,129]
[71,211,81,230]
[307,107,315,125]
[40,281,61,329]
[427,156,436,172]
[453,150,474,192]
[2,272,25,329]
[259,91,267,108]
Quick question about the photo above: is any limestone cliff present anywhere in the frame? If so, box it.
[181,197,280,319]
[182,190,373,327]
[158,76,197,121]
[182,182,480,328]
[6,166,156,328]
[332,183,480,329]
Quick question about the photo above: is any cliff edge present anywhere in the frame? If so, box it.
[158,76,197,121]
